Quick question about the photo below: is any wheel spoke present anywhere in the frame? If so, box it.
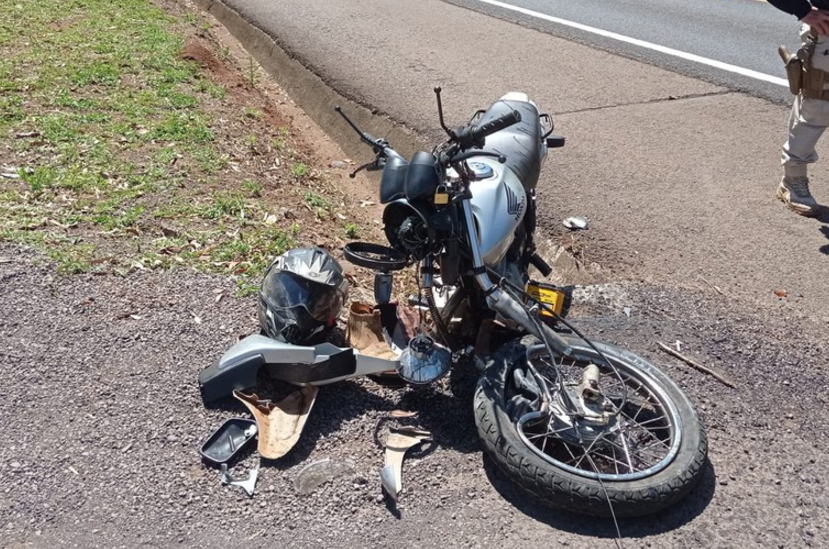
[513,344,685,483]
[561,439,580,465]
[600,434,666,469]
[624,414,668,427]
[626,390,649,422]
[610,443,619,475]
[626,424,672,449]
[618,432,635,473]
[638,437,672,453]
[573,434,604,470]
[591,448,633,472]
[525,424,577,441]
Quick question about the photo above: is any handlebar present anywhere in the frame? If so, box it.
[454,110,522,150]
[336,102,522,173]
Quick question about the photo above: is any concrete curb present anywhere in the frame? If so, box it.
[193,0,428,162]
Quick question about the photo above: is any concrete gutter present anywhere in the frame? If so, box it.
[192,0,428,162]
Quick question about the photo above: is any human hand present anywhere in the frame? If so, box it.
[802,8,829,36]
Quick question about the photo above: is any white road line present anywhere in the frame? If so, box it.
[470,0,789,87]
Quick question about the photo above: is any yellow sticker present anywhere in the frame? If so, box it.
[526,283,564,316]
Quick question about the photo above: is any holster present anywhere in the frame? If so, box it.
[780,31,829,100]
[779,45,803,95]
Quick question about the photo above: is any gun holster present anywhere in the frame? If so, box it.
[779,45,804,95]
[779,31,829,99]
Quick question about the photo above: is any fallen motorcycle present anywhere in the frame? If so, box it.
[200,89,707,517]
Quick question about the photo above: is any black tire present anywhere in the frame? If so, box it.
[474,335,707,518]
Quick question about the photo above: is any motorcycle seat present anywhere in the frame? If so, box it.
[478,99,543,189]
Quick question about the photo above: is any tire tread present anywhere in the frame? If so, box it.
[473,337,708,518]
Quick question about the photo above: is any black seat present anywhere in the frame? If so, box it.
[478,99,542,190]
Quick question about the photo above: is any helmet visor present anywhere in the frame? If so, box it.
[261,271,343,322]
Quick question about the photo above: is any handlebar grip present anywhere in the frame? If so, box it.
[471,110,522,144]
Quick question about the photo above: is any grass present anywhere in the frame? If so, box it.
[291,162,310,179]
[0,0,334,290]
[245,55,260,87]
[303,192,331,209]
[344,222,360,239]
[244,107,263,119]
[242,180,262,197]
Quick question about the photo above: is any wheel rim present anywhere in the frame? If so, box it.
[512,344,683,482]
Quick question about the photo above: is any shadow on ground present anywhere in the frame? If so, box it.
[816,213,829,254]
[482,454,717,539]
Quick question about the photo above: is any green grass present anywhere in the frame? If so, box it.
[291,162,310,178]
[0,0,322,291]
[201,191,247,220]
[344,222,360,239]
[244,134,258,150]
[244,107,263,120]
[20,167,58,195]
[242,179,262,197]
[303,192,330,209]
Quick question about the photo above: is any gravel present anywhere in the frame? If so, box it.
[2,243,828,548]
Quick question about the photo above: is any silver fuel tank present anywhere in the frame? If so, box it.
[461,159,527,266]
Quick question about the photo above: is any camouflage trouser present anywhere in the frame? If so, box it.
[782,26,829,177]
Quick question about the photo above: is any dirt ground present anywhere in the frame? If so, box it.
[3,2,829,548]
[3,242,829,549]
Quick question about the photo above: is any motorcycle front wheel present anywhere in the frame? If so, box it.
[474,335,707,518]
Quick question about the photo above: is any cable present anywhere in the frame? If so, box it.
[487,266,629,414]
[584,453,624,549]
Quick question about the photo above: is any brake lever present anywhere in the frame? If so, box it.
[349,155,386,178]
[335,105,390,154]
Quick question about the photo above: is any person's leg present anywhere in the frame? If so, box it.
[779,29,829,215]
[782,94,829,177]
[779,96,829,215]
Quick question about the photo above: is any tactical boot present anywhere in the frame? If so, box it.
[777,176,819,216]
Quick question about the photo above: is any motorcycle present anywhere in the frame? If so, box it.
[200,89,707,518]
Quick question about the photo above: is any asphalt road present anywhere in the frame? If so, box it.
[210,0,829,323]
[448,0,800,103]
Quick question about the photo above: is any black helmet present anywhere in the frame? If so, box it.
[258,247,349,344]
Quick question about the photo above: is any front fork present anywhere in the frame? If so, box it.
[460,200,573,358]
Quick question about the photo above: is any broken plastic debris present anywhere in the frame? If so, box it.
[563,216,588,230]
[623,307,632,317]
[294,458,355,495]
[234,388,318,459]
[220,463,259,497]
[380,427,431,502]
[389,410,418,419]
[1,168,20,179]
